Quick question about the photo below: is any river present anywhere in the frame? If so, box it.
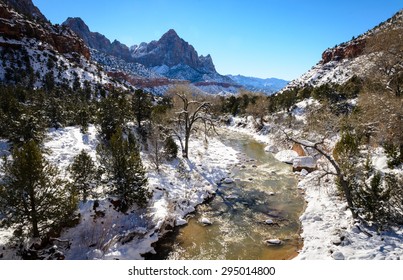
[147,130,305,260]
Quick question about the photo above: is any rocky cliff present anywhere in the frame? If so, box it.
[1,0,46,21]
[63,17,131,61]
[0,1,123,90]
[0,2,90,59]
[131,29,216,73]
[282,9,403,91]
[321,38,366,64]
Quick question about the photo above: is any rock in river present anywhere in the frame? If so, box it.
[292,156,317,172]
[274,150,299,164]
[265,239,282,245]
[200,217,213,225]
[223,177,234,184]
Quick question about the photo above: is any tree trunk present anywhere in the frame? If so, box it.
[338,176,358,219]
[30,191,40,238]
[183,133,189,159]
[400,143,403,163]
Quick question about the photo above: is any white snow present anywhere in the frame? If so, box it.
[200,217,213,225]
[226,113,403,260]
[44,125,99,172]
[266,239,282,245]
[264,145,279,153]
[275,150,299,164]
[0,123,239,259]
[293,156,317,170]
[282,55,374,91]
[1,110,402,260]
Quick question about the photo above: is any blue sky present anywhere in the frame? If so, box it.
[33,0,401,80]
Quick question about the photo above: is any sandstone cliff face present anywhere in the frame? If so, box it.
[132,29,197,68]
[0,3,90,59]
[63,17,131,61]
[64,19,227,84]
[321,38,366,64]
[131,29,216,72]
[2,0,46,21]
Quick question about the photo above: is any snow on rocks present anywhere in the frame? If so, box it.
[292,156,317,172]
[200,217,213,225]
[222,177,234,184]
[13,124,239,260]
[331,251,345,260]
[225,114,403,260]
[175,217,188,226]
[265,239,282,245]
[300,169,309,176]
[296,169,403,260]
[264,145,279,153]
[274,150,299,164]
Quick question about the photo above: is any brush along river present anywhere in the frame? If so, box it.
[148,130,305,260]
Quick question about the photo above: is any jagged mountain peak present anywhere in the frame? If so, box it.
[62,17,132,61]
[161,28,179,39]
[64,17,91,33]
[130,29,219,79]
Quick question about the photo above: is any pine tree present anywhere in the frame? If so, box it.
[97,128,150,211]
[97,91,132,140]
[69,150,98,202]
[164,135,178,161]
[0,140,77,238]
[131,89,152,129]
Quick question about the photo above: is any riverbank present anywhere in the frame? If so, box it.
[0,125,240,259]
[226,114,403,260]
[1,119,401,260]
[160,130,305,260]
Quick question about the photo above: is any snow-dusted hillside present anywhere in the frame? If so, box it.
[283,55,373,90]
[0,124,240,259]
[227,74,289,94]
[282,9,402,92]
[0,2,126,91]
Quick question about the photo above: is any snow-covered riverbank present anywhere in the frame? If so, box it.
[227,114,403,260]
[1,118,402,260]
[0,125,240,259]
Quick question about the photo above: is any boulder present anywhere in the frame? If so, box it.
[292,156,317,172]
[200,217,213,225]
[225,194,238,200]
[300,169,309,176]
[265,239,282,245]
[292,143,307,156]
[264,145,279,153]
[331,251,345,260]
[274,150,299,164]
[176,217,188,226]
[223,177,234,184]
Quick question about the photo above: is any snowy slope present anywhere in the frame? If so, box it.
[0,2,126,91]
[282,9,402,92]
[17,125,238,259]
[227,74,289,94]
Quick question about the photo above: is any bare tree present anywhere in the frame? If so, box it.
[283,132,358,219]
[166,84,216,158]
[365,27,403,97]
[244,92,270,128]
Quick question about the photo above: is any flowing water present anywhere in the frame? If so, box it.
[149,130,305,260]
